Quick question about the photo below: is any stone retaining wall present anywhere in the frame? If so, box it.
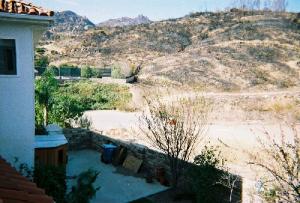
[64,128,92,150]
[90,130,170,175]
[64,128,170,175]
[63,128,242,202]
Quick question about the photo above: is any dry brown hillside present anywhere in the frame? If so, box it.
[39,11,300,91]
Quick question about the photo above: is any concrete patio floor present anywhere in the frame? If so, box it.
[67,150,168,203]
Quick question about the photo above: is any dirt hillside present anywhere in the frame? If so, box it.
[40,11,300,91]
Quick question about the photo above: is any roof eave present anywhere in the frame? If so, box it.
[0,12,53,26]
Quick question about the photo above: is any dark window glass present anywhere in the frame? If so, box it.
[0,39,17,75]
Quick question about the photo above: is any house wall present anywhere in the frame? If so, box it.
[0,22,35,168]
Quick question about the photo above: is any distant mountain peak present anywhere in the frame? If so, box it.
[97,15,151,27]
[52,10,95,33]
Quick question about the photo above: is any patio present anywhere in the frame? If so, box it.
[67,150,168,203]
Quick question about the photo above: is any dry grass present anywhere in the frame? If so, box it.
[243,98,299,113]
[40,11,300,91]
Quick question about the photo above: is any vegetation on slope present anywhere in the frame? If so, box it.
[35,71,132,128]
[40,10,300,91]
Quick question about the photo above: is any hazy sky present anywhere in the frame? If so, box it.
[31,0,300,23]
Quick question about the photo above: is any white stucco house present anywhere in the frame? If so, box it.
[0,2,53,168]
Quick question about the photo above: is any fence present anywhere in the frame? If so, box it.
[35,67,111,78]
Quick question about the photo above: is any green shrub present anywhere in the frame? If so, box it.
[199,32,209,40]
[48,66,59,76]
[66,169,100,203]
[81,66,94,78]
[262,186,279,202]
[13,159,33,179]
[57,81,132,111]
[35,80,132,128]
[35,124,47,135]
[92,69,102,78]
[36,47,46,54]
[51,50,58,55]
[49,93,85,127]
[276,78,296,88]
[187,146,228,203]
[81,66,102,78]
[34,166,99,203]
[59,64,78,69]
[248,47,278,62]
[35,102,44,131]
[34,165,66,203]
[250,68,271,86]
[35,69,59,126]
[111,65,125,79]
[35,56,50,68]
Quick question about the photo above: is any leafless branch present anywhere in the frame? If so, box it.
[139,91,210,186]
[248,123,300,202]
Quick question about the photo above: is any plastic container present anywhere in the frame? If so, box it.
[101,144,117,164]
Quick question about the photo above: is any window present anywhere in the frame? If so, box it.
[0,39,17,75]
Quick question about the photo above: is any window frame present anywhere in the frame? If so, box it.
[0,37,19,78]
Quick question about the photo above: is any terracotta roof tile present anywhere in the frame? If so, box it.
[0,157,53,203]
[0,0,54,17]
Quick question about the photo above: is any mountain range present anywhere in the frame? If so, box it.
[98,15,151,27]
[49,11,151,33]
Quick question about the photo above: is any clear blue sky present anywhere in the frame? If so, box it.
[31,0,300,23]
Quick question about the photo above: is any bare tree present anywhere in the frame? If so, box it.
[232,0,248,10]
[246,0,259,11]
[221,173,240,203]
[231,0,262,13]
[248,123,300,202]
[253,0,261,10]
[272,0,288,12]
[139,93,210,186]
[231,0,289,11]
[263,0,273,11]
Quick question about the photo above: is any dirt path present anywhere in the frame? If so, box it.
[161,88,300,101]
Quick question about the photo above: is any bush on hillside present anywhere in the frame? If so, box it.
[81,66,94,78]
[35,56,50,68]
[111,65,125,79]
[35,78,132,128]
[81,66,102,78]
[38,81,132,127]
[59,64,78,69]
[57,81,132,111]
